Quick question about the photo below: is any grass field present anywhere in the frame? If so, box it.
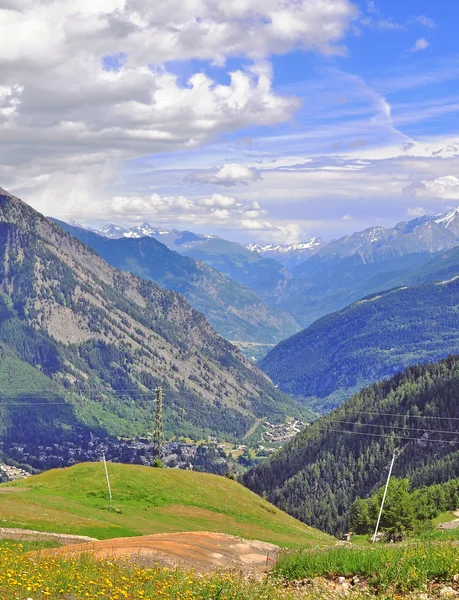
[0,462,332,548]
[274,542,459,593]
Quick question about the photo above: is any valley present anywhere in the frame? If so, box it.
[3,2,459,596]
[2,189,459,598]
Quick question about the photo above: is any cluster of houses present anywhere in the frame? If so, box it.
[0,463,29,481]
[262,419,306,444]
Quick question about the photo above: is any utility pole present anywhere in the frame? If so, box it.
[372,448,398,543]
[153,386,164,463]
[102,453,112,511]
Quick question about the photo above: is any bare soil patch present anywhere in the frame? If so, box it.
[45,531,280,573]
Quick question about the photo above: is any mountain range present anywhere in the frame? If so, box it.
[0,187,309,450]
[245,238,326,268]
[89,207,459,331]
[52,220,300,359]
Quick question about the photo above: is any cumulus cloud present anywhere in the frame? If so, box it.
[61,189,275,233]
[0,0,356,67]
[341,214,353,220]
[189,164,261,186]
[403,176,459,200]
[0,0,357,220]
[198,194,240,209]
[411,38,429,52]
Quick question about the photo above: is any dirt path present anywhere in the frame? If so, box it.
[44,531,280,573]
[243,417,265,440]
[0,528,97,545]
[438,510,459,530]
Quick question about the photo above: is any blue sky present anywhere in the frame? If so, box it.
[1,0,459,243]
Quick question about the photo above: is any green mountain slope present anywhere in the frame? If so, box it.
[244,356,459,536]
[52,220,299,356]
[0,462,332,547]
[260,274,459,411]
[0,187,309,445]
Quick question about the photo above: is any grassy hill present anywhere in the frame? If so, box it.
[0,462,332,548]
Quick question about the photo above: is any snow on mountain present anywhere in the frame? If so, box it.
[99,224,128,239]
[434,207,459,228]
[89,205,459,269]
[247,238,324,254]
[246,238,325,267]
[94,223,215,251]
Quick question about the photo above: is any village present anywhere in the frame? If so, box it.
[261,418,306,444]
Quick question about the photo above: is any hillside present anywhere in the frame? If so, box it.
[260,274,459,411]
[52,220,299,357]
[244,356,459,535]
[277,251,433,327]
[180,238,292,302]
[0,187,308,448]
[0,462,332,547]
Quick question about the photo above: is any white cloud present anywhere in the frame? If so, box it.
[0,0,357,217]
[406,207,428,217]
[403,176,459,201]
[212,209,232,220]
[198,194,240,209]
[342,214,353,220]
[50,188,276,233]
[411,38,429,52]
[111,193,195,218]
[240,219,275,230]
[362,1,403,31]
[415,15,435,28]
[189,163,261,186]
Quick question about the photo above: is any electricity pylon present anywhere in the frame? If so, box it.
[153,386,164,463]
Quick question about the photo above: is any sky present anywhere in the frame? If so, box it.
[1,0,459,244]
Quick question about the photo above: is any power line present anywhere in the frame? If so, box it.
[331,419,459,436]
[343,410,459,422]
[306,425,459,445]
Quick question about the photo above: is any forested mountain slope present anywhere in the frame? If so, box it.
[0,187,307,446]
[244,356,459,535]
[260,274,459,411]
[277,251,434,327]
[52,220,299,353]
[180,237,292,301]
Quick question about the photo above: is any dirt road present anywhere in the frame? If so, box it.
[0,527,97,545]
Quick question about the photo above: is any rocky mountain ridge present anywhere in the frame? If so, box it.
[52,219,300,357]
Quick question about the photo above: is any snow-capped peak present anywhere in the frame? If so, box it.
[434,207,459,228]
[247,238,324,254]
[99,223,128,238]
